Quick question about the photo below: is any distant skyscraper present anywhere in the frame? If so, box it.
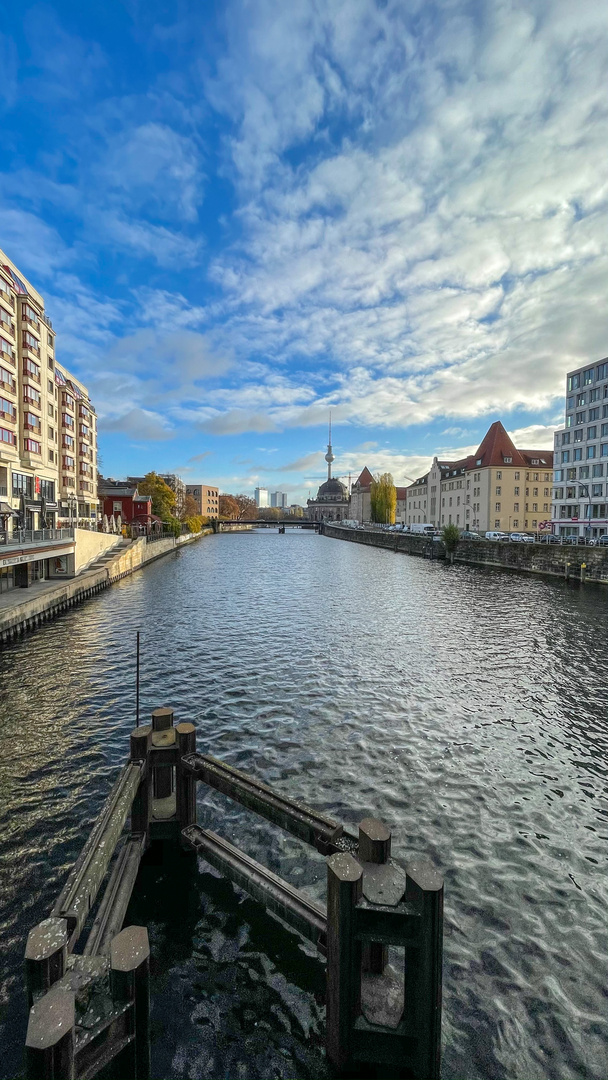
[255,487,269,507]
[270,491,287,508]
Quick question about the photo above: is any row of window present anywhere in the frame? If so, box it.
[561,445,608,462]
[554,465,606,481]
[555,485,606,499]
[567,363,608,391]
[562,423,608,443]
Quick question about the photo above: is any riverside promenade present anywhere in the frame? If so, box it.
[322,522,608,585]
[0,529,213,644]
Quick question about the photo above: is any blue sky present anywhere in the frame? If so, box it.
[1,0,607,501]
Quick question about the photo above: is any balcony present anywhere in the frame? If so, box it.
[0,527,75,548]
[23,362,41,384]
[22,338,41,359]
[23,393,41,411]
[0,315,14,337]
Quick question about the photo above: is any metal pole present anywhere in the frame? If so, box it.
[136,631,140,727]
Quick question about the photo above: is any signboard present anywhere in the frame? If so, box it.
[0,544,73,569]
[35,476,41,495]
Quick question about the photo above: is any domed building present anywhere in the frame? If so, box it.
[306,420,350,522]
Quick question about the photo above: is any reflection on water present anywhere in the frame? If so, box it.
[0,531,607,1079]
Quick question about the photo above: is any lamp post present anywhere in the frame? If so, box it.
[579,483,591,542]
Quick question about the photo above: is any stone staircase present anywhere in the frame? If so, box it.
[79,538,133,575]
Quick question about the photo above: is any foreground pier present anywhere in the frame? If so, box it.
[23,708,444,1079]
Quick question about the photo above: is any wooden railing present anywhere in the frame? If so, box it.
[23,707,444,1079]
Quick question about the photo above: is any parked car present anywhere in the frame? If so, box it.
[460,530,482,540]
[598,535,608,545]
[485,530,510,541]
[509,532,525,543]
[521,534,536,544]
[539,533,560,543]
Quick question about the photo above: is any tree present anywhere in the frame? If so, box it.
[232,494,257,520]
[181,494,200,521]
[219,494,241,519]
[370,473,397,524]
[137,472,177,521]
[441,523,460,563]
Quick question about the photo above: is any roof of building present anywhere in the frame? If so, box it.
[354,466,374,488]
[404,422,554,493]
[395,487,407,499]
[314,477,349,500]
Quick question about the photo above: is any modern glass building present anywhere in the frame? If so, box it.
[552,358,608,537]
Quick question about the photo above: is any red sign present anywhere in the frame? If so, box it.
[35,476,41,495]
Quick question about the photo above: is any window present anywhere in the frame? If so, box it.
[579,466,589,479]
[24,438,41,454]
[24,387,41,408]
[593,464,604,477]
[63,455,75,469]
[48,332,54,349]
[567,468,576,480]
[602,424,608,437]
[48,426,54,440]
[514,471,520,480]
[597,362,608,381]
[24,412,40,431]
[0,427,16,446]
[576,411,586,423]
[495,486,501,495]
[514,502,519,511]
[544,487,549,496]
[0,364,15,391]
[22,330,39,353]
[601,444,608,458]
[48,449,55,463]
[554,470,563,481]
[562,451,570,463]
[592,484,603,497]
[514,486,519,496]
[532,504,538,512]
[566,486,576,498]
[494,519,500,528]
[603,406,608,419]
[584,368,594,385]
[574,448,583,461]
[496,471,502,479]
[590,389,601,402]
[495,502,501,511]
[589,407,600,420]
[569,373,581,391]
[587,445,596,459]
[574,429,583,442]
[554,488,564,499]
[62,413,75,429]
[566,415,572,427]
[588,426,597,440]
[533,487,538,495]
[62,434,74,449]
[47,358,54,371]
[24,357,40,381]
[0,396,15,419]
[48,403,54,417]
[562,432,571,444]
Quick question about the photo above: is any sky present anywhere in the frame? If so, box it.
[1,0,607,502]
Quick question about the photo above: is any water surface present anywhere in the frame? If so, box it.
[0,531,607,1078]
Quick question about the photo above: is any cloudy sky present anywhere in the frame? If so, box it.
[1,0,606,500]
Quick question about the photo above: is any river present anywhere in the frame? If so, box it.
[0,529,607,1079]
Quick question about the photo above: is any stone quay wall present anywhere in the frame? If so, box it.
[321,523,608,586]
[0,529,214,644]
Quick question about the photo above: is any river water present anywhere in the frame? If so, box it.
[0,530,607,1079]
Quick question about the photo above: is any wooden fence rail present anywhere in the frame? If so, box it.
[24,707,444,1079]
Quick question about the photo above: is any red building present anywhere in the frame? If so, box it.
[98,479,152,527]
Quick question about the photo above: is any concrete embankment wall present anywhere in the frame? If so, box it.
[74,528,124,572]
[0,529,213,644]
[322,523,608,586]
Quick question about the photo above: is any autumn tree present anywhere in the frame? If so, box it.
[137,472,177,521]
[233,494,257,519]
[370,473,397,524]
[219,494,241,518]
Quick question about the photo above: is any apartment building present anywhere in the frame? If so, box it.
[552,358,608,538]
[0,250,98,535]
[405,422,553,534]
[185,483,219,519]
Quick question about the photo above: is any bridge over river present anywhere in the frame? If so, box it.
[1,528,606,1079]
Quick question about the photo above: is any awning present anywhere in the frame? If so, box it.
[0,502,18,515]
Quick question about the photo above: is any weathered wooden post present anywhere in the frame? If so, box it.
[151,707,174,800]
[581,561,587,584]
[25,918,68,1008]
[110,925,151,1080]
[176,722,197,841]
[25,987,75,1080]
[326,852,363,1072]
[130,725,152,840]
[405,858,444,1080]
[359,817,390,974]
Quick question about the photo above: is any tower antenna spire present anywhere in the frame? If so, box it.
[325,409,335,480]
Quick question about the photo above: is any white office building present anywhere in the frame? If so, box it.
[552,358,608,538]
[270,491,287,508]
[254,487,269,508]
